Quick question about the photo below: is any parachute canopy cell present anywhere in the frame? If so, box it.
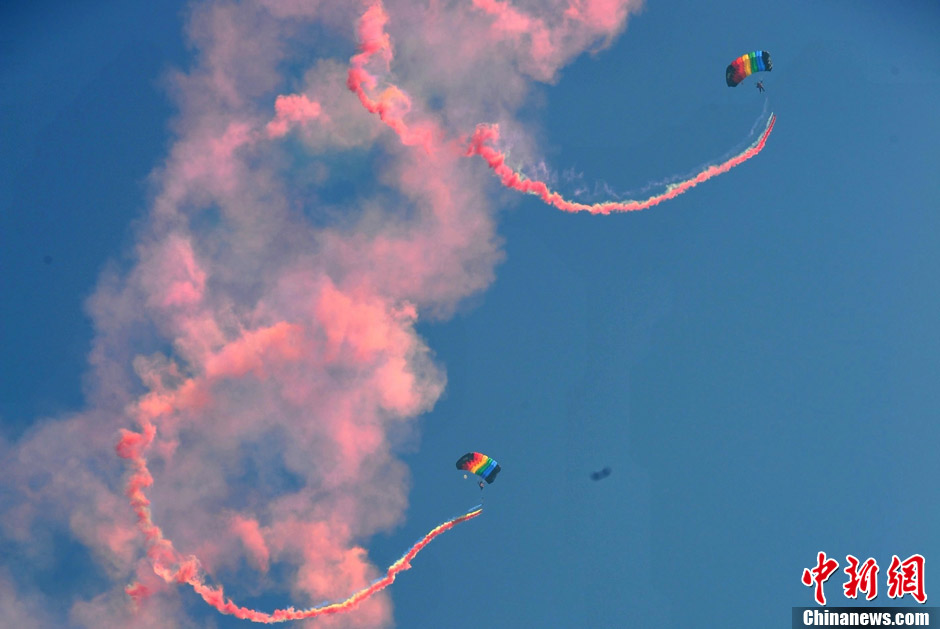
[726,51,773,87]
[456,452,501,484]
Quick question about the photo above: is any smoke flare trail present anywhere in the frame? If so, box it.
[187,507,483,623]
[347,2,438,153]
[464,113,776,214]
[118,419,482,623]
[557,100,773,203]
[347,2,776,216]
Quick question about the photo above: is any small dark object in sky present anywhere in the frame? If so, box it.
[590,467,611,481]
[43,254,53,265]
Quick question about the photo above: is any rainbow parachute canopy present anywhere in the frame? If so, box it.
[456,452,501,484]
[726,50,773,87]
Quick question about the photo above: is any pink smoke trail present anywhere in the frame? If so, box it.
[348,1,776,215]
[347,2,438,153]
[466,114,777,214]
[117,421,482,623]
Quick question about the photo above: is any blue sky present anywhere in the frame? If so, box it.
[2,1,939,627]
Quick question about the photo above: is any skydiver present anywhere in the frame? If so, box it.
[755,80,765,93]
[478,480,485,490]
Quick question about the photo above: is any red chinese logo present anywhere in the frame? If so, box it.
[803,552,928,605]
[887,554,926,604]
[843,555,879,601]
[802,552,840,605]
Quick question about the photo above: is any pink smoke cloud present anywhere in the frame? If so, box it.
[230,515,271,573]
[266,94,325,138]
[2,0,655,626]
[470,0,644,81]
[0,569,55,628]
